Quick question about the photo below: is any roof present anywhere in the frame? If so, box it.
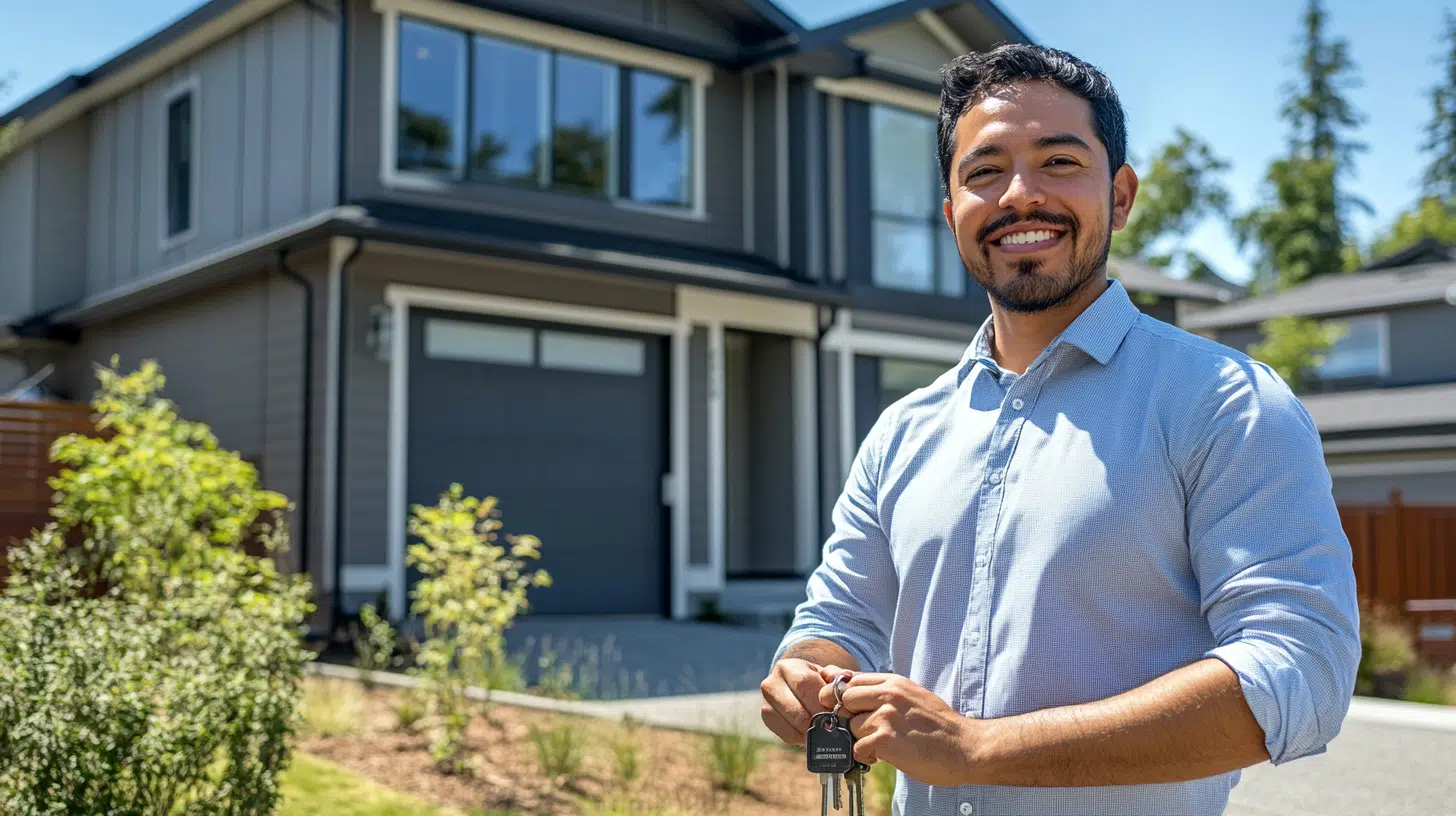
[1182,262,1456,330]
[1363,237,1456,271]
[2,0,1031,133]
[1300,382,1456,435]
[1106,258,1237,303]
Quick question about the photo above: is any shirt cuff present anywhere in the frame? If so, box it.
[773,626,885,675]
[1206,638,1329,766]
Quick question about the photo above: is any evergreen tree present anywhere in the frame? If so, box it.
[1422,11,1456,202]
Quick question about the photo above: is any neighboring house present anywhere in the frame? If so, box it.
[1183,249,1456,506]
[0,0,1233,629]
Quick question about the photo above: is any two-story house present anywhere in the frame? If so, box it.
[0,0,1233,630]
[1182,241,1456,507]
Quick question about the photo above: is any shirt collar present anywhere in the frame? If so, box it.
[961,278,1141,378]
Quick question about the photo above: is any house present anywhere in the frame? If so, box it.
[0,0,1233,630]
[1181,248,1456,507]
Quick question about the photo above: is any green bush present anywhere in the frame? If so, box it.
[528,722,586,784]
[406,484,550,773]
[1356,603,1418,697]
[705,729,762,795]
[0,360,314,815]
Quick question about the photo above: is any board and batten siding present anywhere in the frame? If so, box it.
[85,1,339,298]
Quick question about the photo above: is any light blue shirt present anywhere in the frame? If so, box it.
[778,279,1361,816]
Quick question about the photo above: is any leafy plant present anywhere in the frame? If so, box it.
[1400,665,1456,705]
[394,688,430,731]
[529,721,586,784]
[706,728,762,795]
[406,483,550,773]
[608,718,642,786]
[354,603,400,685]
[1248,315,1345,392]
[0,359,314,815]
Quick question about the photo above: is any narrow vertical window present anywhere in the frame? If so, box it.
[627,69,692,207]
[397,18,467,176]
[165,89,194,239]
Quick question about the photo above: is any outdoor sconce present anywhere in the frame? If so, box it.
[367,304,393,363]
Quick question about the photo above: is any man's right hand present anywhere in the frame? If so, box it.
[760,658,832,746]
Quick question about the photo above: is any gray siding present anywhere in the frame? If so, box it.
[33,119,92,313]
[845,18,955,77]
[749,68,780,260]
[818,349,842,540]
[346,0,747,254]
[689,326,710,566]
[1387,302,1456,385]
[338,250,676,568]
[746,334,796,573]
[0,147,36,312]
[85,2,338,297]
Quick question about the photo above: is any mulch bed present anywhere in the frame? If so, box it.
[296,679,833,815]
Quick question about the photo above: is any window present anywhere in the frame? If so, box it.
[395,17,696,209]
[163,81,198,242]
[1317,314,1388,380]
[870,104,963,296]
[878,358,949,411]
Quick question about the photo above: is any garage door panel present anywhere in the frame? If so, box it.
[407,308,667,616]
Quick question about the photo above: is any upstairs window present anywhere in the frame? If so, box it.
[395,17,695,210]
[870,104,963,296]
[1317,314,1389,380]
[163,79,198,243]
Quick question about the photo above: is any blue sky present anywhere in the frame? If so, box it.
[2,0,1451,284]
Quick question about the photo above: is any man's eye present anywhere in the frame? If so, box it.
[1047,157,1079,167]
[968,167,997,179]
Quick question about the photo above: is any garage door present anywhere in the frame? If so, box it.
[407,308,668,616]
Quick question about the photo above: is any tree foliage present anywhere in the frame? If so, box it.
[0,360,314,815]
[1368,195,1456,262]
[1111,128,1231,268]
[1248,315,1344,393]
[0,73,20,160]
[1423,11,1456,202]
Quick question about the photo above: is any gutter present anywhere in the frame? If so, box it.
[330,236,365,637]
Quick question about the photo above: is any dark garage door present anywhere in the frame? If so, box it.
[407,308,668,616]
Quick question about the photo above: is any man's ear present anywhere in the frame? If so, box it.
[1111,164,1139,231]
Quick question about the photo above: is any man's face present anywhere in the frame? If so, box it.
[943,81,1137,313]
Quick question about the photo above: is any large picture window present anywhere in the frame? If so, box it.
[396,17,695,209]
[870,104,964,296]
[1317,314,1388,380]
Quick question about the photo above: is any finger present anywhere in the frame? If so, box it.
[848,711,875,742]
[852,731,886,765]
[833,681,898,715]
[761,667,822,734]
[760,701,807,746]
[817,665,854,683]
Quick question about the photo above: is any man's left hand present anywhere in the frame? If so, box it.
[816,667,981,787]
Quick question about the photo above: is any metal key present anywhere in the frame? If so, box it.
[845,762,870,816]
[806,710,855,813]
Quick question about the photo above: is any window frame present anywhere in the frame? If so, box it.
[159,75,201,251]
[379,0,710,221]
[867,101,963,297]
[1316,313,1391,381]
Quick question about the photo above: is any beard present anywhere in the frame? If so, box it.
[963,209,1112,314]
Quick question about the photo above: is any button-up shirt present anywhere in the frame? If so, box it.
[778,279,1361,816]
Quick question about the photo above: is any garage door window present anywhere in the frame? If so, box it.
[540,330,645,376]
[425,319,534,366]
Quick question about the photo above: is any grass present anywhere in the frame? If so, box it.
[300,677,367,738]
[279,752,510,816]
[706,727,763,795]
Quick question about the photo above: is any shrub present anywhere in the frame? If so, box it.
[608,718,642,786]
[0,359,314,815]
[353,603,400,685]
[406,484,550,773]
[706,729,762,795]
[1356,602,1418,697]
[529,722,586,784]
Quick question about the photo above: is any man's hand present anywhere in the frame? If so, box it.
[759,658,832,746]
[816,668,977,787]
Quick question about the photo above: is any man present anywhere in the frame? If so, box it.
[761,44,1360,816]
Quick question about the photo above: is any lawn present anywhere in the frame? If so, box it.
[280,752,510,816]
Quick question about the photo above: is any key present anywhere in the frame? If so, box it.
[806,710,855,812]
[845,762,870,816]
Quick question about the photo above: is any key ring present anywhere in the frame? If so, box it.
[831,672,850,718]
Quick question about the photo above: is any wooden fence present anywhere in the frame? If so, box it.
[1339,491,1456,667]
[0,400,97,572]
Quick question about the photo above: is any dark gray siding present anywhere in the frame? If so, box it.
[84,2,338,297]
[689,326,710,566]
[522,0,743,50]
[747,334,796,573]
[1332,471,1456,505]
[345,0,747,253]
[788,78,827,281]
[0,148,36,312]
[818,349,841,540]
[33,119,92,314]
[1387,302,1456,385]
[749,67,780,259]
[337,250,677,569]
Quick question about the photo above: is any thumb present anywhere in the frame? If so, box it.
[818,666,855,683]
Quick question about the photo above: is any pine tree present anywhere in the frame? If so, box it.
[1422,11,1456,202]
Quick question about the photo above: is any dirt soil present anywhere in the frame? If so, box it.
[297,678,858,815]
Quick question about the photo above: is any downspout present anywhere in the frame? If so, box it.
[276,249,314,581]
[336,0,350,207]
[331,237,364,636]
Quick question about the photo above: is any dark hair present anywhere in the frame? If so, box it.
[937,44,1128,196]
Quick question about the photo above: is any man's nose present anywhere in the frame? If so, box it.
[999,169,1047,211]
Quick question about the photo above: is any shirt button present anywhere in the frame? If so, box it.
[989,472,1003,484]
[960,803,974,815]
[1011,398,1025,410]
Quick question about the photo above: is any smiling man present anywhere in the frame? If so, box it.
[761,45,1361,815]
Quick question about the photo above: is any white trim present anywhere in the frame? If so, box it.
[378,4,709,219]
[915,9,970,56]
[775,60,791,268]
[677,286,818,338]
[824,328,969,364]
[342,565,392,593]
[373,0,713,83]
[321,237,350,596]
[827,94,846,283]
[382,284,692,618]
[839,344,855,483]
[158,74,201,252]
[706,322,727,591]
[385,285,680,336]
[813,76,940,117]
[670,322,691,618]
[386,295,409,618]
[793,338,820,574]
[1327,458,1456,478]
[743,69,756,252]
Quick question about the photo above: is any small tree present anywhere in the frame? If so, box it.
[406,484,550,773]
[0,359,314,814]
[1248,315,1344,392]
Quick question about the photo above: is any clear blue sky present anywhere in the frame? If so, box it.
[2,0,1450,284]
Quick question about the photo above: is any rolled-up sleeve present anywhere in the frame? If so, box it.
[1185,360,1362,766]
[774,408,900,674]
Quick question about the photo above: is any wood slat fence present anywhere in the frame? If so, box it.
[0,401,97,559]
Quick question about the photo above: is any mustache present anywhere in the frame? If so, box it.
[977,210,1078,244]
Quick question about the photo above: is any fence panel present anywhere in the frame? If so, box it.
[0,400,96,556]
